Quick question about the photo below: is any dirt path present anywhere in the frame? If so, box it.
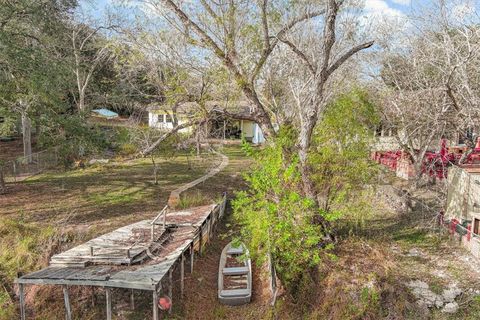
[167,149,229,207]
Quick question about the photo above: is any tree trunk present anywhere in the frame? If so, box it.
[196,129,201,156]
[78,91,86,112]
[21,112,32,163]
[152,156,158,185]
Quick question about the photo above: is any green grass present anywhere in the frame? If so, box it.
[85,186,149,205]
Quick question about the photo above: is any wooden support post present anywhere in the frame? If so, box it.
[168,268,173,315]
[106,288,112,320]
[209,216,214,239]
[19,283,26,320]
[199,226,203,256]
[63,286,72,320]
[163,207,167,228]
[151,224,155,241]
[91,287,96,308]
[153,290,159,320]
[90,246,94,256]
[190,244,194,273]
[130,289,135,310]
[180,253,185,298]
[223,120,226,140]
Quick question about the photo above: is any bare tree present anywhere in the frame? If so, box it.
[372,0,480,183]
[134,0,373,226]
[69,14,117,111]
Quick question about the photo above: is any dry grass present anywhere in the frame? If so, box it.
[0,150,225,319]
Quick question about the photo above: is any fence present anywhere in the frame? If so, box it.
[2,148,59,182]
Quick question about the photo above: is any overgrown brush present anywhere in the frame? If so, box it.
[0,218,56,319]
[233,91,379,299]
[177,190,212,209]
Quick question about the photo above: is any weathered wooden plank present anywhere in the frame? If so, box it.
[190,244,194,273]
[180,253,185,298]
[130,289,135,310]
[19,283,25,320]
[106,288,112,320]
[63,286,72,320]
[168,268,173,315]
[153,290,159,320]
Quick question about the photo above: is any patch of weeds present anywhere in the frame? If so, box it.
[429,279,445,295]
[0,289,15,320]
[449,295,480,320]
[0,218,55,279]
[212,305,227,319]
[393,229,427,245]
[446,261,464,282]
[0,218,58,319]
[177,190,212,209]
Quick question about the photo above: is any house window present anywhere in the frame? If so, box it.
[165,114,172,123]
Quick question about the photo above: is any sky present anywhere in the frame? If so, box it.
[79,0,478,29]
[80,0,480,16]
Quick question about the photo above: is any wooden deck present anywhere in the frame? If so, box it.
[17,202,224,291]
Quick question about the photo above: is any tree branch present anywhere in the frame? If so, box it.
[278,37,315,74]
[325,41,374,79]
[141,119,202,155]
[250,9,325,83]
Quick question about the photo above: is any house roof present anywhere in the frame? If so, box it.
[92,108,119,119]
[148,100,254,116]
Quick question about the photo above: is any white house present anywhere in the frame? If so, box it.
[148,101,266,144]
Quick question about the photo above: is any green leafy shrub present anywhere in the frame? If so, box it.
[233,90,379,294]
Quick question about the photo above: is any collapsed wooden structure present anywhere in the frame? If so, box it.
[16,195,227,320]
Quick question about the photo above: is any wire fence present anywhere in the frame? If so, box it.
[2,148,59,182]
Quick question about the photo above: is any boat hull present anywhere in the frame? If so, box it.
[218,241,252,306]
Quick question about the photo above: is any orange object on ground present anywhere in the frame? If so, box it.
[158,296,172,310]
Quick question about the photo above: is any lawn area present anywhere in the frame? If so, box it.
[1,152,216,228]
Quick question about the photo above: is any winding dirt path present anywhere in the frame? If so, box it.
[167,149,229,207]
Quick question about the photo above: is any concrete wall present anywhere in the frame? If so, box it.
[446,166,469,221]
[241,120,255,139]
[445,165,480,257]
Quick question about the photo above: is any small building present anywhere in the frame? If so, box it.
[445,164,480,258]
[147,101,265,144]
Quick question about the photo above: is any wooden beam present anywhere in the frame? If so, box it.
[180,254,185,298]
[168,268,173,315]
[153,290,159,320]
[63,286,72,320]
[19,283,26,320]
[130,289,135,310]
[106,288,112,320]
[190,244,194,273]
[163,207,167,228]
[199,226,203,256]
[91,287,96,308]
